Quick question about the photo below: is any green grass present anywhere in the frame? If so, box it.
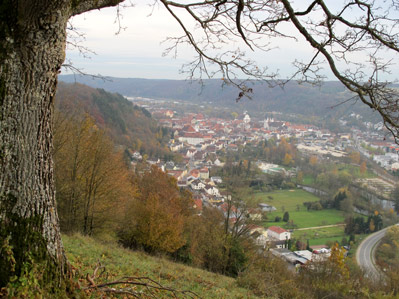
[253,189,346,229]
[294,225,344,238]
[308,236,345,246]
[63,234,260,298]
[264,210,345,228]
[254,189,320,209]
[292,226,346,246]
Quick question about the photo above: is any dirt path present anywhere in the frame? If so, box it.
[294,224,345,231]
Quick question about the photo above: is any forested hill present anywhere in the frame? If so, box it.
[59,75,381,122]
[56,82,171,158]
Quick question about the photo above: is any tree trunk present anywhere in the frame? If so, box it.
[0,3,70,288]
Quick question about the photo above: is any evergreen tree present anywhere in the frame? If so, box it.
[283,211,290,222]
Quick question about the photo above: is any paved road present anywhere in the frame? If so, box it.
[356,227,389,280]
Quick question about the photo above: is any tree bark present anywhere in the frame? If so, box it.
[0,1,71,288]
[0,0,125,291]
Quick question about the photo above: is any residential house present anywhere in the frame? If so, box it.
[211,176,223,184]
[190,179,206,191]
[199,167,209,179]
[205,184,220,196]
[248,225,268,247]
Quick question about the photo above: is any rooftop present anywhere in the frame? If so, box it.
[267,226,288,234]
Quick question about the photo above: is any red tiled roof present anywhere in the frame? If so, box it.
[183,125,196,133]
[267,226,287,234]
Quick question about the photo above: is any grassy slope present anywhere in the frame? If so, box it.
[63,234,259,299]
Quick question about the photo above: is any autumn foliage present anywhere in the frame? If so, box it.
[54,112,135,235]
[118,166,193,253]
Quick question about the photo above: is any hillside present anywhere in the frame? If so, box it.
[59,75,382,123]
[63,234,259,299]
[56,82,171,158]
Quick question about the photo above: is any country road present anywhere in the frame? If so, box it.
[356,227,390,279]
[294,224,345,231]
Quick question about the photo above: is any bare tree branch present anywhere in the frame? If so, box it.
[155,0,399,142]
[71,0,124,16]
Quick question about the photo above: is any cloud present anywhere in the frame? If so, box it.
[65,0,399,81]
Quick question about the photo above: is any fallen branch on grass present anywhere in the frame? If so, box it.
[83,264,201,298]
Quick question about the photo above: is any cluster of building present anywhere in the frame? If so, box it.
[271,247,332,268]
[248,224,334,267]
[351,122,399,172]
[125,99,382,269]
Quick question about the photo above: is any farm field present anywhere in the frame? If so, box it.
[253,189,346,229]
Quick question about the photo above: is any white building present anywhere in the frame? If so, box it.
[243,113,251,124]
[267,226,291,241]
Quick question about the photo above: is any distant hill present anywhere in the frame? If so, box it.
[56,82,171,158]
[59,75,382,123]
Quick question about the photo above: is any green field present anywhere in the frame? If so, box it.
[292,226,346,246]
[254,189,320,209]
[253,189,346,229]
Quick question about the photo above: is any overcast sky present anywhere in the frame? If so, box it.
[64,1,399,81]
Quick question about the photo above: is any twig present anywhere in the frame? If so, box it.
[83,273,202,298]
